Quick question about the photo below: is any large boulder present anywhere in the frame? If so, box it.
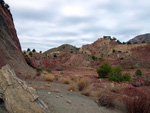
[0,65,50,113]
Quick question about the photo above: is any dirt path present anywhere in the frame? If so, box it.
[29,81,123,113]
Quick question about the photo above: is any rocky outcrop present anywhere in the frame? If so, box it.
[0,65,50,113]
[128,33,150,44]
[0,1,36,78]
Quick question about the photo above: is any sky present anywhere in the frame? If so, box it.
[4,0,150,52]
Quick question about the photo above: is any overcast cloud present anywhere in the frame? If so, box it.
[5,0,150,52]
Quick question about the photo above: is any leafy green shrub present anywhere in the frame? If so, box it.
[135,69,142,76]
[113,49,115,53]
[53,54,57,57]
[91,55,97,60]
[108,65,131,82]
[27,48,30,51]
[97,62,112,78]
[36,67,43,72]
[32,49,36,52]
[29,52,32,57]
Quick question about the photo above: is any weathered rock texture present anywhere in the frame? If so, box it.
[0,2,36,78]
[0,65,50,113]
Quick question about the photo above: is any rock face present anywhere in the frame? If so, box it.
[0,2,36,78]
[128,33,150,43]
[0,65,50,113]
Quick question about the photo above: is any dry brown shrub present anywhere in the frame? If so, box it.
[45,83,52,87]
[45,74,55,82]
[78,78,91,91]
[71,75,79,82]
[62,77,71,84]
[81,88,91,96]
[98,92,115,108]
[68,83,77,91]
[43,71,48,74]
[51,89,60,93]
[92,89,103,97]
[124,92,150,113]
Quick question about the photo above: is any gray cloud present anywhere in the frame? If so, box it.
[5,0,150,52]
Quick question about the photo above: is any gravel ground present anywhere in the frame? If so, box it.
[35,81,123,113]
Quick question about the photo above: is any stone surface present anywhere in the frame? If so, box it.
[0,65,50,113]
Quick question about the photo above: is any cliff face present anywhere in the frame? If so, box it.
[0,3,36,78]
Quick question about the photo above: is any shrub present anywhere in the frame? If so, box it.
[45,74,54,82]
[63,77,71,84]
[46,68,51,73]
[53,54,57,57]
[32,49,36,52]
[81,89,91,96]
[141,40,146,43]
[68,83,77,91]
[108,65,131,82]
[36,67,43,72]
[91,55,97,60]
[135,69,142,76]
[29,52,32,57]
[97,62,112,78]
[78,78,90,91]
[113,49,116,53]
[27,48,30,51]
[124,93,150,113]
[98,93,115,108]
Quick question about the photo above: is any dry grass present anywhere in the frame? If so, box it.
[68,83,77,91]
[45,74,55,82]
[92,89,103,97]
[51,89,60,93]
[78,78,91,91]
[62,77,71,84]
[81,88,91,96]
[43,71,48,74]
[71,75,80,82]
[124,92,150,113]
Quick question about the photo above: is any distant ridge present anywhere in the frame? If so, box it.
[128,33,150,43]
[44,44,79,55]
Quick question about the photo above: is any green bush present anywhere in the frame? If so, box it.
[27,48,30,51]
[36,67,43,72]
[108,65,131,82]
[135,69,142,76]
[91,55,97,60]
[29,52,32,57]
[32,49,36,52]
[113,49,115,53]
[97,62,112,78]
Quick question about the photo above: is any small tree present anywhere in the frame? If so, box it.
[108,65,131,82]
[141,40,146,43]
[113,49,115,53]
[32,49,36,52]
[39,51,42,53]
[29,52,32,57]
[27,48,30,51]
[135,69,142,76]
[53,53,57,57]
[97,62,112,78]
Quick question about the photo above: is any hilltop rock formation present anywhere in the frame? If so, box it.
[0,1,36,78]
[128,33,150,43]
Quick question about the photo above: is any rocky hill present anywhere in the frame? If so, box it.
[128,33,150,43]
[0,1,36,78]
[44,44,79,55]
